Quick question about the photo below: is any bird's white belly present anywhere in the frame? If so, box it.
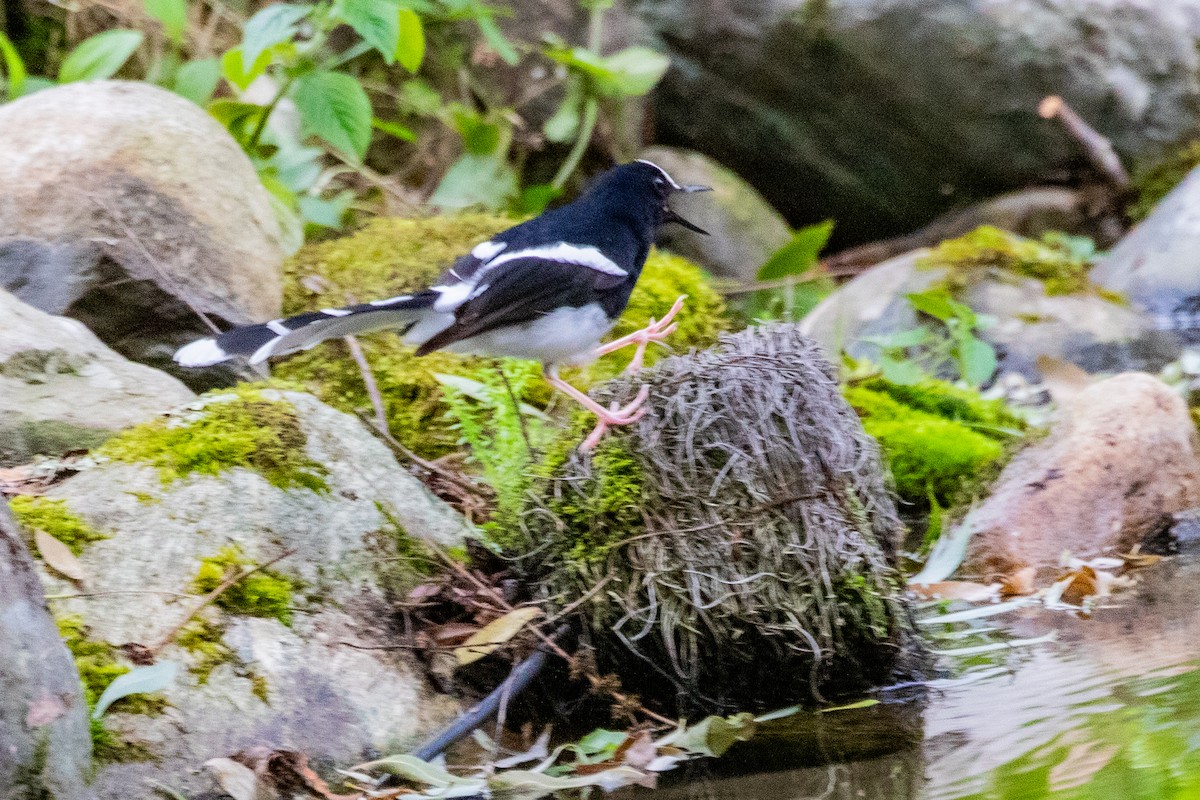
[440,303,613,364]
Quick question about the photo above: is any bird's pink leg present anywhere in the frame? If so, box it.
[593,295,686,374]
[543,365,650,451]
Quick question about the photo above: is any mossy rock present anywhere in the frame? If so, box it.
[97,384,329,492]
[1129,140,1200,222]
[513,326,922,714]
[10,495,108,555]
[844,377,1025,508]
[919,225,1098,297]
[274,214,731,457]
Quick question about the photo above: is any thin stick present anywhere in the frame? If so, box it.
[89,195,223,335]
[1039,95,1130,190]
[345,335,389,432]
[149,549,294,656]
[45,590,196,601]
[352,409,485,498]
[430,544,675,727]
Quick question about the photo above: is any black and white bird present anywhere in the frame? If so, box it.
[174,160,710,447]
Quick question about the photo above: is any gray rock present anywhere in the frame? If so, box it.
[0,288,195,467]
[1092,165,1200,328]
[0,502,94,800]
[633,0,1200,242]
[639,146,792,281]
[35,390,471,798]
[800,249,1168,379]
[0,81,286,387]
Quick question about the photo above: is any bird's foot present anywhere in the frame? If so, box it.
[579,391,650,451]
[595,295,686,374]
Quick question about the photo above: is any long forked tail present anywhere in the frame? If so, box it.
[174,292,439,367]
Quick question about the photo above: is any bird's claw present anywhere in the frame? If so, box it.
[579,386,650,451]
[598,295,687,375]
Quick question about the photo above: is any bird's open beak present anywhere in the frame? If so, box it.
[665,184,712,235]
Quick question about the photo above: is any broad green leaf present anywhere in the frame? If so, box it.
[173,58,221,105]
[576,728,628,758]
[352,754,483,789]
[396,8,425,72]
[299,191,354,229]
[0,32,27,99]
[905,290,960,323]
[664,712,756,758]
[544,76,583,143]
[430,152,518,210]
[372,117,416,141]
[450,108,501,155]
[144,0,188,43]
[489,766,652,794]
[601,46,669,96]
[337,0,401,63]
[92,661,177,719]
[242,3,310,68]
[475,12,519,65]
[454,606,540,665]
[292,69,373,163]
[207,99,269,144]
[757,220,834,280]
[59,30,145,83]
[878,354,925,385]
[220,46,270,91]
[511,183,560,216]
[958,334,997,387]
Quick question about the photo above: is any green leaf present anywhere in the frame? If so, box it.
[353,754,483,789]
[861,328,930,350]
[299,191,354,229]
[92,661,177,719]
[600,46,670,96]
[475,12,519,65]
[575,728,627,758]
[450,107,500,155]
[144,0,188,43]
[510,183,560,215]
[173,58,221,105]
[242,3,310,68]
[371,117,416,141]
[59,30,145,83]
[396,8,425,72]
[207,99,269,143]
[544,76,583,143]
[905,290,960,323]
[664,713,757,758]
[878,354,925,385]
[220,46,270,91]
[292,69,373,163]
[0,32,28,99]
[429,152,518,210]
[433,373,549,420]
[757,220,834,280]
[819,698,881,713]
[957,334,997,388]
[336,0,401,63]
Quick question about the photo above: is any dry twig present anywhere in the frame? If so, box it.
[1039,95,1130,190]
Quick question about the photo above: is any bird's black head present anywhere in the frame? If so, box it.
[585,160,711,236]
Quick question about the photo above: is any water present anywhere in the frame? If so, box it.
[626,553,1200,800]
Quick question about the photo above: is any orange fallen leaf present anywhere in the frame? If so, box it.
[1001,567,1037,597]
[1058,566,1098,605]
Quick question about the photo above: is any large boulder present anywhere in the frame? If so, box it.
[633,0,1200,243]
[638,146,793,282]
[0,288,194,467]
[960,373,1200,579]
[23,388,471,798]
[0,81,286,386]
[0,502,93,800]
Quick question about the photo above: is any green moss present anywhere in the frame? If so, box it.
[370,501,440,597]
[250,673,270,703]
[191,545,296,625]
[274,213,731,457]
[1129,140,1200,221]
[10,496,108,555]
[920,225,1094,296]
[56,616,164,763]
[98,385,328,492]
[176,618,233,683]
[856,377,1026,435]
[844,382,1013,506]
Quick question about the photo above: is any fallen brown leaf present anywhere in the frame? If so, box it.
[1001,567,1037,597]
[1058,566,1099,605]
[34,529,86,582]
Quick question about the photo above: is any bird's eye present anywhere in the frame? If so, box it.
[653,177,665,187]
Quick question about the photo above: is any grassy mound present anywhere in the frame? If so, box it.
[509,325,922,714]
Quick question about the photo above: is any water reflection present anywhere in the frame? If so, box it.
[627,554,1200,800]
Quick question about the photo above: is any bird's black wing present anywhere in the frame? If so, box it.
[415,256,629,356]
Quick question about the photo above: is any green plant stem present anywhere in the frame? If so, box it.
[246,74,295,151]
[550,95,598,190]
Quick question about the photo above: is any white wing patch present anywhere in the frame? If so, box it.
[471,240,507,261]
[635,158,682,190]
[432,282,474,313]
[484,243,626,277]
[369,294,413,307]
